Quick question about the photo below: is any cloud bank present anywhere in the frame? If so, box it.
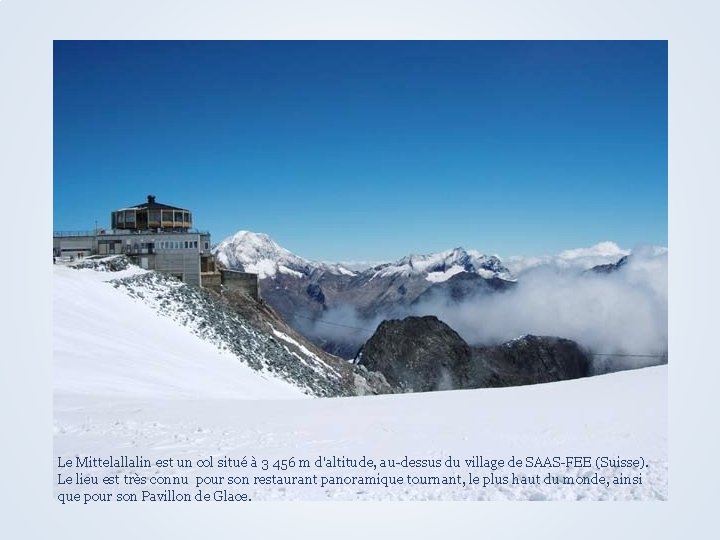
[411,245,667,370]
[299,245,668,372]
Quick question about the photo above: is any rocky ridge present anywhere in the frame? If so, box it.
[355,315,592,392]
[213,231,516,356]
[69,256,395,397]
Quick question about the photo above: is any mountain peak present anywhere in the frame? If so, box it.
[214,230,356,279]
[227,230,285,251]
[214,230,306,279]
[214,230,513,282]
[372,247,512,282]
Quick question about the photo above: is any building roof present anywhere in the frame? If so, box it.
[123,195,189,212]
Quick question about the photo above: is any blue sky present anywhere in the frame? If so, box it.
[54,40,667,261]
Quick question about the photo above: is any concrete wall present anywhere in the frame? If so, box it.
[153,251,201,286]
[221,270,260,301]
[54,235,95,256]
[201,272,222,292]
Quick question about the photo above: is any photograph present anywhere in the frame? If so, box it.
[52,40,668,501]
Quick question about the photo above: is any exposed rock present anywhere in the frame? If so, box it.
[352,364,394,396]
[69,255,131,272]
[471,335,591,388]
[411,272,515,305]
[110,271,397,398]
[355,316,473,392]
[589,255,629,274]
[306,283,326,304]
[355,315,592,391]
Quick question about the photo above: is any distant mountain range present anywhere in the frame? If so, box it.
[214,230,515,281]
[213,231,663,359]
[355,315,591,392]
[214,231,517,356]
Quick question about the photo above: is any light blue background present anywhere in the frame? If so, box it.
[2,0,716,538]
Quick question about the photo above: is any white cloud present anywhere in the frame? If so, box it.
[411,246,668,370]
[503,241,631,275]
[297,244,668,373]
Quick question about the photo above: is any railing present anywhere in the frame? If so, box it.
[54,229,211,237]
[53,230,97,237]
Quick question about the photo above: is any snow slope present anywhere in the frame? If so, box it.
[53,258,666,501]
[53,262,307,400]
[54,365,667,501]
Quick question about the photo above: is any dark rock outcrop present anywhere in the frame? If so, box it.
[471,335,590,388]
[411,272,515,305]
[70,254,131,272]
[355,316,472,392]
[111,271,397,398]
[306,283,326,304]
[590,255,629,274]
[355,315,592,392]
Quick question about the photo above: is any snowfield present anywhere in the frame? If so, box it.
[54,263,306,399]
[53,259,667,501]
[54,367,667,501]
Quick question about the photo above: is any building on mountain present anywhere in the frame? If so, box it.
[54,195,220,287]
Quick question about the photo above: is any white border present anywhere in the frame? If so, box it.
[2,0,717,538]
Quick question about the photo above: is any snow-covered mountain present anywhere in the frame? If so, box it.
[213,233,669,363]
[54,256,392,398]
[215,231,513,283]
[213,231,516,356]
[214,230,357,279]
[368,247,513,282]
